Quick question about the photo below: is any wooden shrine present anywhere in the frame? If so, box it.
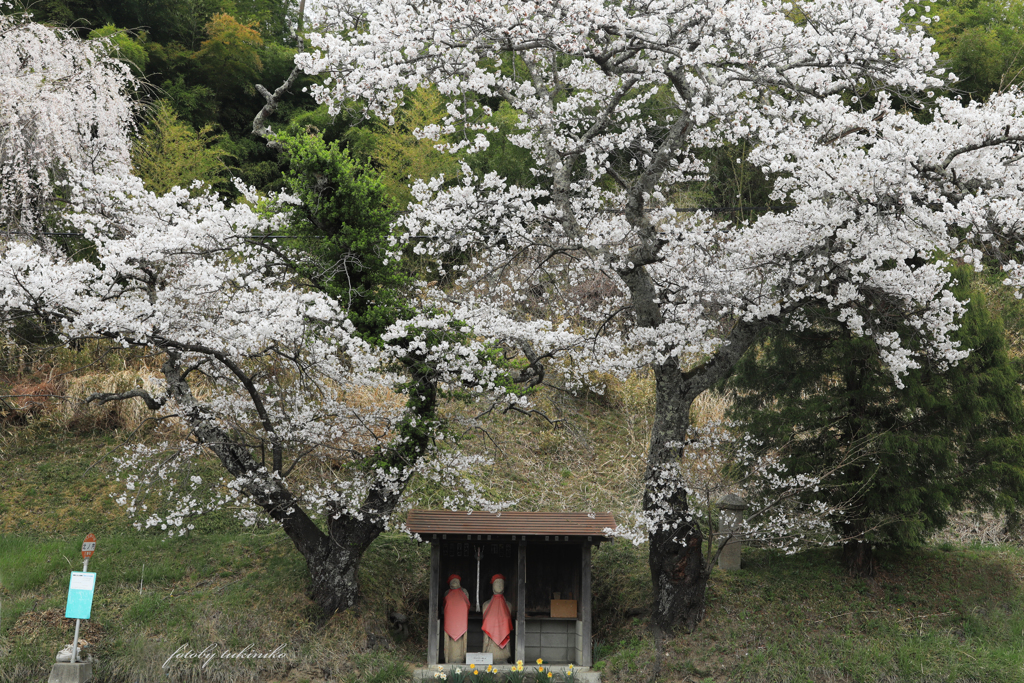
[406,510,616,667]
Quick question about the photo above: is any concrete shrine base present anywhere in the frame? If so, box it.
[48,662,93,683]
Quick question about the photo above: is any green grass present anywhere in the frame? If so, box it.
[0,425,265,538]
[4,531,1021,683]
[3,356,1024,682]
[0,430,125,536]
[591,543,1024,683]
[0,530,422,683]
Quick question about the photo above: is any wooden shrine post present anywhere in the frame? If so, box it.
[580,543,592,667]
[515,539,527,664]
[427,543,440,666]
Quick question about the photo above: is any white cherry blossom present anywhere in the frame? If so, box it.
[0,9,134,237]
[298,0,1024,630]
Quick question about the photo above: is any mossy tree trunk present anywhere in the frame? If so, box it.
[622,255,763,633]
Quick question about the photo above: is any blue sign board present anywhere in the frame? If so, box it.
[65,571,96,619]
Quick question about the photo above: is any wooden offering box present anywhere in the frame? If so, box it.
[550,599,577,619]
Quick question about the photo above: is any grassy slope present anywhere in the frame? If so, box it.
[3,530,1022,683]
[2,376,1024,682]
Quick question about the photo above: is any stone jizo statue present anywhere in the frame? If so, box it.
[481,574,513,662]
[443,574,470,663]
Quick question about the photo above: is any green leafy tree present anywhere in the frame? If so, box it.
[344,88,463,209]
[727,266,1024,575]
[232,0,294,42]
[191,13,263,95]
[172,0,235,49]
[922,0,1024,99]
[275,130,411,342]
[87,24,148,76]
[158,74,220,129]
[131,101,231,195]
[343,89,541,210]
[462,100,540,192]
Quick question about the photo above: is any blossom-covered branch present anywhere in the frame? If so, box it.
[0,8,135,238]
[297,0,1024,630]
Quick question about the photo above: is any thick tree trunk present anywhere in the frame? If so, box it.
[641,324,762,634]
[842,540,876,578]
[314,475,412,615]
[308,514,388,616]
[840,363,878,579]
[648,499,708,633]
[308,542,362,614]
[645,365,709,634]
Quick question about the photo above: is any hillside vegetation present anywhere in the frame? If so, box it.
[2,347,1024,683]
[5,1,1024,680]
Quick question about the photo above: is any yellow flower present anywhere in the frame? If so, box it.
[474,671,479,676]
[547,674,553,679]
[470,665,476,669]
[517,665,524,672]
[539,668,544,673]
[517,661,524,667]
[536,659,544,666]
[486,666,493,673]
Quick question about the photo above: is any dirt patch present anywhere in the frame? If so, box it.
[9,608,106,644]
[9,378,63,413]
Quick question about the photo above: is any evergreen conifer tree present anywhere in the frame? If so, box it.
[727,266,1024,575]
[273,130,411,343]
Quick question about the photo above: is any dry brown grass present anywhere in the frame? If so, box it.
[0,340,169,433]
[399,372,739,520]
[8,377,62,415]
[61,368,168,433]
[930,510,1023,547]
[0,365,176,437]
[690,389,732,427]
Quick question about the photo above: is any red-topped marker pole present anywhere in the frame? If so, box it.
[52,534,97,683]
[70,534,96,666]
[81,534,95,560]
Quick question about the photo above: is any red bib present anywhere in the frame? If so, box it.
[482,595,512,648]
[444,588,470,640]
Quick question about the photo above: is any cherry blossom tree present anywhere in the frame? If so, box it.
[0,13,517,616]
[295,0,1024,631]
[0,6,135,238]
[0,167,517,614]
[2,7,536,618]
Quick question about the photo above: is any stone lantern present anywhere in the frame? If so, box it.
[716,494,748,571]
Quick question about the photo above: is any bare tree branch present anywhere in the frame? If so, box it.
[251,0,307,146]
[86,388,165,411]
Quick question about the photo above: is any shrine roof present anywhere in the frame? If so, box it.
[406,510,616,539]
